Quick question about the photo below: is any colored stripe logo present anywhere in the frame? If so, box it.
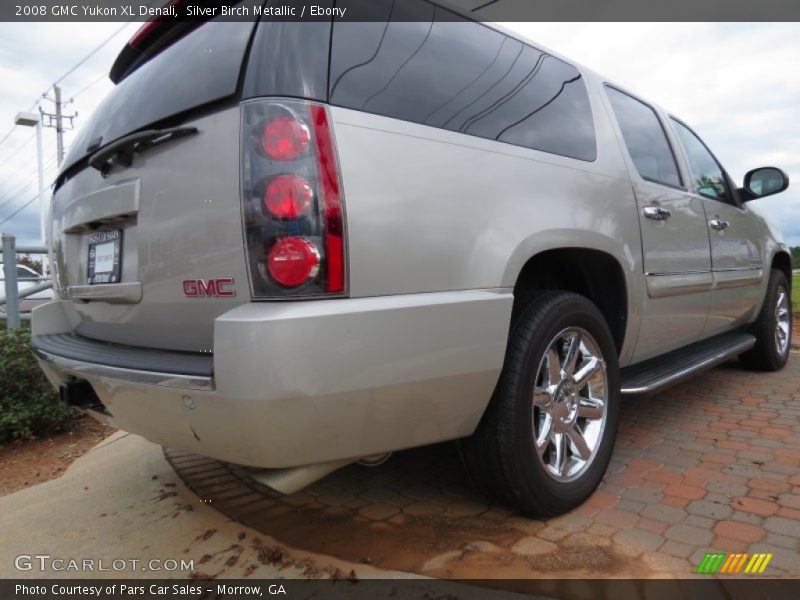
[696,552,773,574]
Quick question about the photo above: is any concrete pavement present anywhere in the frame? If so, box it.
[0,431,399,580]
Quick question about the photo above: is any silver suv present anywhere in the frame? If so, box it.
[32,4,792,516]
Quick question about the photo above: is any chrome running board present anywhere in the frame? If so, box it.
[621,332,756,396]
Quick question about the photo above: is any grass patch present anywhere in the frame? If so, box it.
[793,276,800,312]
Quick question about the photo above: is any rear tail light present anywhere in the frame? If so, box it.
[241,99,347,298]
[260,117,310,161]
[310,106,345,293]
[267,237,320,288]
[263,174,312,220]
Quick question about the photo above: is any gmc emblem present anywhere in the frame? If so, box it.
[183,278,236,298]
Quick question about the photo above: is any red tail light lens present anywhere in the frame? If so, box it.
[242,99,347,298]
[263,174,312,219]
[310,105,345,293]
[261,116,310,161]
[267,237,320,288]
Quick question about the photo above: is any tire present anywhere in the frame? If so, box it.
[739,269,792,372]
[460,291,620,517]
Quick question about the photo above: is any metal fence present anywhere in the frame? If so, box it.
[1,233,52,329]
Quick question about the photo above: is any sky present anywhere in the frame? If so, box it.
[0,22,798,247]
[506,22,800,246]
[0,21,129,245]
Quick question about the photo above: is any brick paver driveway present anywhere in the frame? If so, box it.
[168,352,800,579]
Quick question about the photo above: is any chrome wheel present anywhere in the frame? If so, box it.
[775,285,791,356]
[533,327,608,483]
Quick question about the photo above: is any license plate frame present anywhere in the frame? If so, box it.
[87,229,123,285]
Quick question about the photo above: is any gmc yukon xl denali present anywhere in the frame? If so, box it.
[32,1,792,516]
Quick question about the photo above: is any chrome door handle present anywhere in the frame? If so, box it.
[643,206,672,221]
[709,218,730,231]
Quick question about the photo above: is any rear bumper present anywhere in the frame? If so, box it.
[32,333,213,390]
[32,289,512,469]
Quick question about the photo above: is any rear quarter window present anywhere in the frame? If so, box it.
[605,86,682,188]
[330,0,596,161]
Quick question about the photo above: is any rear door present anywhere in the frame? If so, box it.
[604,86,712,361]
[51,19,259,353]
[668,118,764,335]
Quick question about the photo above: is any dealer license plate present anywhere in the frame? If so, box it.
[87,230,122,285]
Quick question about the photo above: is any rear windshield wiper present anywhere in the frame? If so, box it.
[89,126,198,177]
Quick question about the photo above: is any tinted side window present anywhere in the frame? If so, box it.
[605,86,682,188]
[242,19,331,102]
[330,0,596,161]
[670,119,731,202]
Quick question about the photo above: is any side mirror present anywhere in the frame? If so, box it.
[742,167,789,201]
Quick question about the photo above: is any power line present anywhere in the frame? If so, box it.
[72,73,109,99]
[0,22,132,153]
[0,19,145,227]
[0,178,37,214]
[0,173,42,210]
[0,179,52,219]
[52,22,132,88]
[0,160,58,213]
[0,126,21,151]
[0,163,58,226]
[4,156,58,195]
[0,194,38,227]
[0,132,37,171]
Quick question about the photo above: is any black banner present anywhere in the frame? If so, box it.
[3,579,800,600]
[2,0,800,22]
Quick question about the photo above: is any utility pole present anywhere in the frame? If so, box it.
[54,85,64,165]
[41,85,76,166]
[35,86,75,265]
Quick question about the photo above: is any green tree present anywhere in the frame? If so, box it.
[790,246,800,269]
[16,255,43,275]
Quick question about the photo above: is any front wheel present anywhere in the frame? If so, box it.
[460,291,620,517]
[740,268,792,371]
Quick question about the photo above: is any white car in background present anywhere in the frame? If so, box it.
[0,263,54,313]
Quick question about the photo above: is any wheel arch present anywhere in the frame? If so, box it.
[510,247,630,356]
[771,250,792,286]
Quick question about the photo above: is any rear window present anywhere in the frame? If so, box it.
[63,20,256,172]
[330,0,596,162]
[605,86,682,188]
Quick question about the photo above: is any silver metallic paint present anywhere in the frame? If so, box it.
[38,38,791,469]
